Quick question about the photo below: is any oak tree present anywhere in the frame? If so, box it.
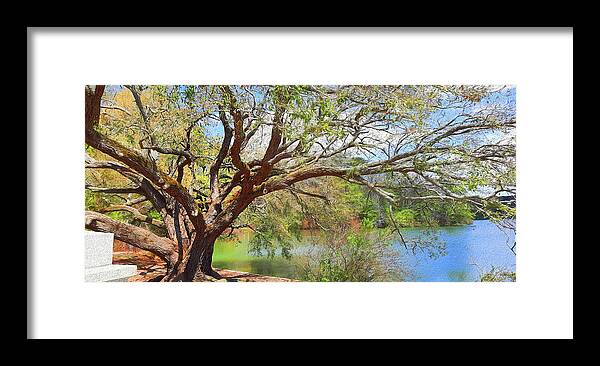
[85,85,516,281]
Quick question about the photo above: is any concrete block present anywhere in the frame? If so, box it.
[85,231,137,282]
[85,264,137,282]
[85,232,114,268]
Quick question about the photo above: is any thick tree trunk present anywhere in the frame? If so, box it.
[181,235,219,281]
[160,235,218,282]
[86,211,225,282]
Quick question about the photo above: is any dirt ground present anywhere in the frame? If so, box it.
[112,251,296,282]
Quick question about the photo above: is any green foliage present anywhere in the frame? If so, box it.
[106,210,132,222]
[298,226,407,282]
[147,209,161,220]
[342,183,378,228]
[480,267,516,282]
[85,189,121,213]
[241,178,386,260]
[411,200,474,227]
[393,209,417,227]
[441,201,475,225]
[246,201,303,259]
[348,157,367,166]
[238,175,477,264]
[483,200,516,220]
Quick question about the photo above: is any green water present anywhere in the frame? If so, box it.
[212,230,304,279]
[212,219,516,281]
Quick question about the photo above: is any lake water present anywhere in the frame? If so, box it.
[212,219,516,282]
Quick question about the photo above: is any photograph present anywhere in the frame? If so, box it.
[28,28,572,339]
[84,85,516,283]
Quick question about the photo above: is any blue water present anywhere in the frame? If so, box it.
[395,219,515,281]
[213,219,516,281]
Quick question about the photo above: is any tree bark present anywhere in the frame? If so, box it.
[85,210,223,282]
[182,235,219,281]
[85,211,178,270]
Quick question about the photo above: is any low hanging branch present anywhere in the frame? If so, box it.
[85,211,177,268]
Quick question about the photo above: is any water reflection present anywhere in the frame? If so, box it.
[213,219,516,282]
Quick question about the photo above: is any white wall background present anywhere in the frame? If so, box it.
[29,28,573,339]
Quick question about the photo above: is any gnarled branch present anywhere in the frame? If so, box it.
[85,211,177,268]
